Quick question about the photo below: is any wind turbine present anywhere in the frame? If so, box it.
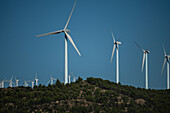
[24,80,30,87]
[0,78,8,88]
[31,80,34,89]
[9,75,15,87]
[1,81,4,88]
[1,79,7,88]
[70,72,76,82]
[15,77,19,87]
[135,42,150,89]
[47,74,56,85]
[161,45,170,89]
[110,31,121,84]
[35,72,38,86]
[36,0,81,84]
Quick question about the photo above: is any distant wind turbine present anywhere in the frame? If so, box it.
[70,72,77,82]
[47,74,56,85]
[135,42,150,89]
[9,75,15,87]
[31,80,34,89]
[161,45,170,89]
[1,79,7,88]
[1,81,4,88]
[24,80,30,87]
[110,31,121,84]
[0,78,8,88]
[68,75,71,84]
[36,0,81,84]
[35,72,38,86]
[15,77,19,87]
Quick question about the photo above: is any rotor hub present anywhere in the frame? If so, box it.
[64,29,70,33]
[145,50,150,53]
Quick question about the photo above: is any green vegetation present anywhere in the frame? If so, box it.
[0,77,170,113]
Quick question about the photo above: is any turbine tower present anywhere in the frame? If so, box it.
[15,77,19,87]
[35,72,38,86]
[161,45,170,89]
[110,31,121,84]
[135,42,150,89]
[73,76,76,82]
[36,0,81,84]
[31,80,34,89]
[9,75,14,87]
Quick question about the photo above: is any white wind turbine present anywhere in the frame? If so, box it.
[73,76,76,82]
[9,75,15,87]
[15,77,19,87]
[31,80,34,89]
[110,31,121,84]
[161,45,170,89]
[1,78,8,88]
[73,76,78,82]
[1,80,7,88]
[36,0,81,84]
[35,73,38,86]
[24,80,30,87]
[1,81,4,88]
[135,42,150,89]
[70,72,76,83]
[47,74,56,85]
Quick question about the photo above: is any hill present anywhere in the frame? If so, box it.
[0,77,170,113]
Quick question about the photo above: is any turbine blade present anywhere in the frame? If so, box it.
[35,72,37,79]
[47,80,50,85]
[161,58,166,75]
[10,75,14,81]
[162,44,166,56]
[64,31,81,56]
[50,74,52,78]
[12,82,15,86]
[135,42,144,52]
[142,53,146,72]
[110,44,116,63]
[111,31,115,42]
[36,30,63,37]
[64,0,77,30]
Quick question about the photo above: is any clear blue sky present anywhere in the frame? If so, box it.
[0,0,170,89]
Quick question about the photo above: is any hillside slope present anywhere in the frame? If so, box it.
[0,77,170,113]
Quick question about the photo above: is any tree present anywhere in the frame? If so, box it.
[76,77,83,83]
[55,79,62,88]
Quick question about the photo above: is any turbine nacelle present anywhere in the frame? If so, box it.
[164,54,170,58]
[144,50,150,54]
[114,41,121,45]
[63,29,70,33]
